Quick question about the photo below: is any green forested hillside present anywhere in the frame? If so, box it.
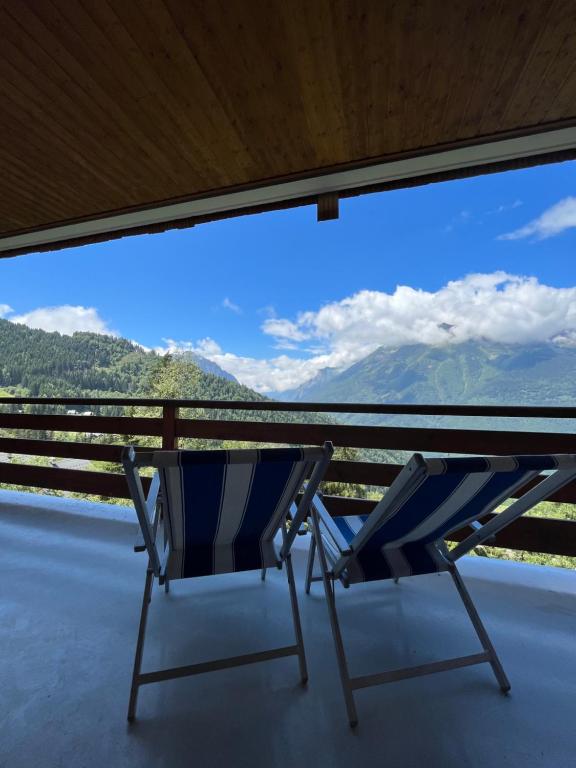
[0,318,250,402]
[0,319,153,397]
[0,318,243,397]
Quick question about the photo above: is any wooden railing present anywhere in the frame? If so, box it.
[1,397,576,557]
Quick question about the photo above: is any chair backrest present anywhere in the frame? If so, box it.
[124,443,333,578]
[335,453,576,576]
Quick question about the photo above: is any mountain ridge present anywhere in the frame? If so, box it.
[278,340,576,413]
[173,350,237,382]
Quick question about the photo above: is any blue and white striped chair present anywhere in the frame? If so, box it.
[306,452,576,726]
[122,442,333,721]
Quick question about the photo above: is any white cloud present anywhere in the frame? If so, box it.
[159,337,223,357]
[222,297,242,314]
[261,318,309,342]
[271,272,576,353]
[192,337,223,356]
[7,305,116,336]
[444,209,472,233]
[272,340,300,351]
[0,304,13,317]
[499,196,576,240]
[213,272,576,392]
[210,352,330,393]
[257,305,276,318]
[153,336,328,392]
[487,199,522,215]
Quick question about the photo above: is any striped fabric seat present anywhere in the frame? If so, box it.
[330,453,575,584]
[154,447,322,579]
[332,515,448,581]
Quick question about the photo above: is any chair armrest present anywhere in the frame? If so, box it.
[466,519,495,544]
[132,472,161,553]
[311,494,352,555]
[450,465,576,561]
[134,529,147,553]
[147,472,161,527]
[158,541,171,583]
[281,441,334,557]
[287,502,310,535]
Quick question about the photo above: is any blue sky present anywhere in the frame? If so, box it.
[1,160,575,391]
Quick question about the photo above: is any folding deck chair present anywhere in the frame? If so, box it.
[305,452,576,726]
[122,441,333,721]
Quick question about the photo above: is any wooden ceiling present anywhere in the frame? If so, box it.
[1,0,576,256]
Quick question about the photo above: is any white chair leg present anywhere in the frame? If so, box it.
[449,565,510,693]
[128,568,154,721]
[310,511,358,727]
[324,576,358,727]
[305,533,316,594]
[285,553,308,684]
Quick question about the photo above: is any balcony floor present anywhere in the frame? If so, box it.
[1,490,575,768]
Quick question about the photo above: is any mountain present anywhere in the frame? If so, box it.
[175,351,237,382]
[0,318,251,402]
[277,367,340,401]
[277,341,576,428]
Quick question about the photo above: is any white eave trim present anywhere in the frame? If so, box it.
[2,127,576,254]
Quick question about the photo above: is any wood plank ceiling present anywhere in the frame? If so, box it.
[1,0,576,255]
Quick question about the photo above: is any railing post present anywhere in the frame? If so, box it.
[162,405,179,450]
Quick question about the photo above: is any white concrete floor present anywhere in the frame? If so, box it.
[1,490,575,768]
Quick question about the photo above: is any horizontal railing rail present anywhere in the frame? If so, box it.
[3,396,576,417]
[1,398,575,558]
[176,418,576,454]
